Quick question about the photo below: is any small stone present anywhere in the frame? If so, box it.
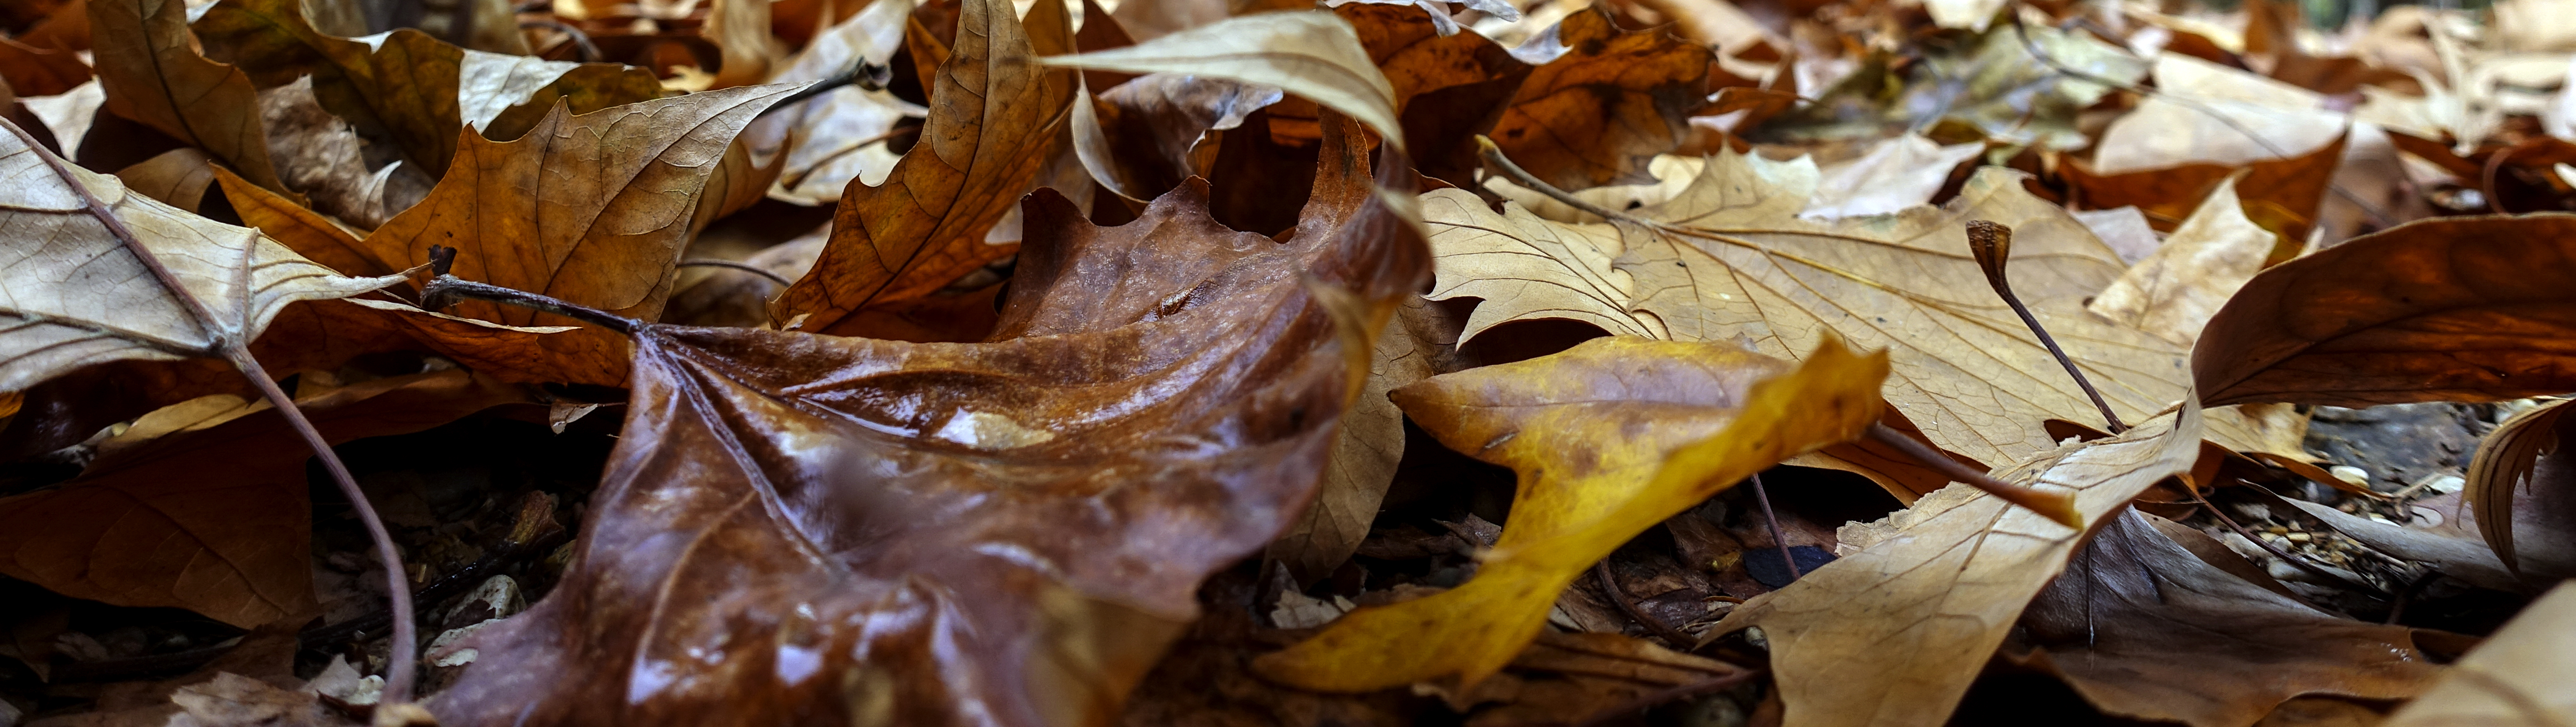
[2423,475,2465,494]
[2286,532,2312,542]
[2329,466,2372,488]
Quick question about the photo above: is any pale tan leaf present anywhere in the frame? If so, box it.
[1039,10,1405,149]
[1800,133,1986,219]
[1709,400,2204,727]
[2087,175,2274,347]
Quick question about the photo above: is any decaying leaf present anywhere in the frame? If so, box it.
[88,0,292,196]
[2380,582,2576,727]
[1708,399,2201,727]
[1485,8,1716,190]
[1266,298,1456,582]
[2465,399,2575,577]
[2087,176,2274,347]
[1040,10,1404,148]
[769,0,1076,335]
[427,115,1429,725]
[743,0,920,206]
[1073,73,1282,202]
[2010,511,2452,727]
[2194,214,2576,406]
[1429,148,2278,487]
[0,369,529,628]
[1762,23,2145,152]
[0,120,399,392]
[1255,335,1888,691]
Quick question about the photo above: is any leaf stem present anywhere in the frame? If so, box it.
[676,258,795,287]
[1963,220,2126,434]
[422,246,641,335]
[1747,472,1800,580]
[1593,559,1696,646]
[0,119,421,701]
[1865,423,2081,527]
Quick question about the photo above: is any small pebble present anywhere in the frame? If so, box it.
[2423,475,2465,494]
[2329,466,2372,488]
[2286,532,2312,542]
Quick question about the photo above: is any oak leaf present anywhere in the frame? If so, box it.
[88,0,292,196]
[2193,214,2576,406]
[769,0,1075,335]
[1254,335,1888,691]
[1427,148,2281,491]
[427,114,1429,725]
[1707,400,2203,727]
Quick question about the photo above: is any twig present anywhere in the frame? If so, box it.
[2,119,420,701]
[779,126,918,190]
[676,258,793,287]
[1964,220,2125,433]
[754,60,895,120]
[520,19,601,62]
[1747,472,1800,580]
[1472,135,2083,526]
[1594,560,1697,646]
[422,246,640,334]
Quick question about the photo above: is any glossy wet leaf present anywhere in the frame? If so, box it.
[427,116,1429,725]
[2193,214,2576,406]
[1254,335,1888,691]
[1708,400,2201,727]
[769,0,1076,335]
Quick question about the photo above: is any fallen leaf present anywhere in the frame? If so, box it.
[2087,176,2274,347]
[166,672,350,727]
[87,0,292,196]
[1074,73,1283,201]
[0,119,399,393]
[21,78,100,153]
[1799,132,1985,219]
[2464,399,2576,578]
[742,0,921,206]
[0,29,91,97]
[1043,10,1401,154]
[2092,54,2344,174]
[427,113,1429,724]
[1429,148,2279,485]
[2194,214,2576,406]
[257,76,389,229]
[769,0,1075,334]
[1266,297,1459,582]
[0,369,529,628]
[2064,132,2347,244]
[1707,399,2201,727]
[2279,497,2520,592]
[1485,8,1715,190]
[1255,335,1888,691]
[2379,582,2576,727]
[2009,510,2452,727]
[113,147,215,212]
[704,0,776,89]
[1763,23,2144,152]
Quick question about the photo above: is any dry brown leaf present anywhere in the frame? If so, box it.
[2280,497,2520,592]
[2092,54,2345,174]
[2066,132,2347,242]
[256,76,387,229]
[1040,10,1404,148]
[1487,8,1715,191]
[0,120,399,393]
[705,0,777,89]
[2087,176,2274,347]
[0,369,528,628]
[1428,148,2281,490]
[88,0,291,197]
[0,33,91,98]
[770,0,1075,335]
[1707,400,2202,727]
[2380,582,2576,727]
[2465,399,2576,577]
[427,113,1428,725]
[113,147,215,212]
[1075,73,1282,201]
[2010,511,2451,727]
[2194,214,2576,406]
[742,0,920,206]
[1267,297,1461,582]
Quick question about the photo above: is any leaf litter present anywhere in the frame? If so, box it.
[4,0,2576,724]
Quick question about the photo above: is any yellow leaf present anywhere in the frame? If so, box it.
[1252,334,1888,691]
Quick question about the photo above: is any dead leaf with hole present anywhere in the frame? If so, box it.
[1427,148,2284,495]
[2380,582,2576,727]
[1255,335,1887,692]
[2087,176,2275,347]
[427,113,1428,725]
[769,0,1075,335]
[2007,510,2454,727]
[2194,214,2576,406]
[1707,399,2200,727]
[87,0,292,197]
[0,369,528,628]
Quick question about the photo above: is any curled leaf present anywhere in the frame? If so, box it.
[1039,10,1403,149]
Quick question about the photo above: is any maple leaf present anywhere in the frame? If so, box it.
[424,115,1427,725]
[88,0,293,197]
[1484,8,1715,191]
[1427,146,2289,493]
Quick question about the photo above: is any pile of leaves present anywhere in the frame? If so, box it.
[2,0,2575,722]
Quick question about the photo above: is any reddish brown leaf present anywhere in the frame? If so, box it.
[1486,8,1715,190]
[2193,214,2576,406]
[426,115,1428,725]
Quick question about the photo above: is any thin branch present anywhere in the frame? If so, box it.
[2191,489,2384,601]
[1,119,420,701]
[1594,560,1697,646]
[1747,472,1800,580]
[1964,220,2125,433]
[422,246,641,334]
[676,258,794,287]
[754,60,895,120]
